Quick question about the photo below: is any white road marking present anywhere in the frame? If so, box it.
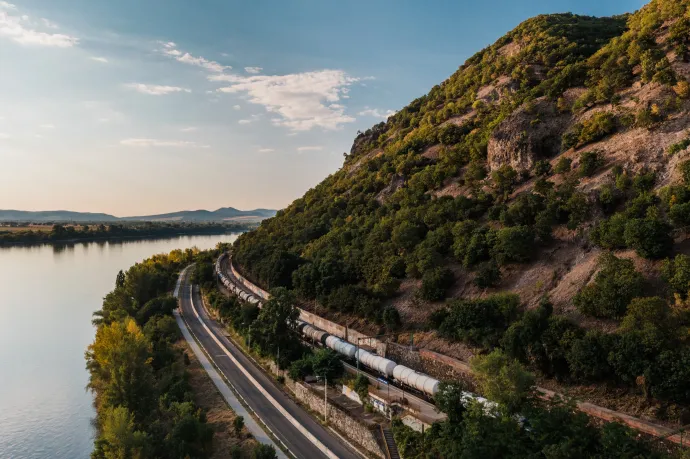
[188,287,339,459]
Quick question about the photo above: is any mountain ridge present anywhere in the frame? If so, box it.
[0,207,277,223]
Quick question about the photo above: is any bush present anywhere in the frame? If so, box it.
[573,252,645,318]
[662,254,690,298]
[474,260,501,288]
[492,165,519,198]
[578,150,603,177]
[667,138,690,156]
[419,267,454,301]
[623,217,672,259]
[437,293,521,347]
[382,306,401,331]
[567,331,614,381]
[590,213,627,249]
[491,226,534,264]
[554,157,572,174]
[533,160,552,177]
[562,113,616,150]
[679,160,690,185]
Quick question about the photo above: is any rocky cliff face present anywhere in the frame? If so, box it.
[487,98,571,172]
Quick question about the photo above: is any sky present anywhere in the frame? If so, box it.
[0,0,647,216]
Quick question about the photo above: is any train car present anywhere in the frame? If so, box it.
[302,324,329,345]
[325,335,357,359]
[355,349,396,378]
[392,365,440,396]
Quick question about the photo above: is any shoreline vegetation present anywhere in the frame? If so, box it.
[85,244,277,459]
[0,222,253,247]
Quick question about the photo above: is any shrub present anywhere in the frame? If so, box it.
[578,150,603,177]
[578,112,616,146]
[491,226,534,264]
[667,138,690,156]
[573,252,644,318]
[679,160,690,185]
[566,192,590,230]
[623,217,672,259]
[567,331,614,381]
[382,306,401,331]
[419,267,454,301]
[661,254,690,299]
[533,160,552,177]
[590,213,627,249]
[474,260,501,289]
[438,293,521,347]
[554,157,572,174]
[492,165,519,198]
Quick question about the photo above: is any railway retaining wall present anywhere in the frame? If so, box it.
[267,362,385,458]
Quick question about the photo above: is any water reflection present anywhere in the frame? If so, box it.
[0,233,240,459]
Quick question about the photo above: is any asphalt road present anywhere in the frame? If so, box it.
[177,269,360,459]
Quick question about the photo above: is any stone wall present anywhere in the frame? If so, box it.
[385,342,476,388]
[267,363,385,458]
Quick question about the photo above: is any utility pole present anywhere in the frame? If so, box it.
[248,325,252,350]
[324,376,328,424]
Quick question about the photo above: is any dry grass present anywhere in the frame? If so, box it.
[177,339,258,459]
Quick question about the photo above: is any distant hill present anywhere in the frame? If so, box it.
[0,207,277,223]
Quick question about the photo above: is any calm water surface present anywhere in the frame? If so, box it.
[0,234,239,459]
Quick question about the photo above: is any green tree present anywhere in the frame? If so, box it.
[419,267,454,301]
[471,350,536,414]
[573,252,644,318]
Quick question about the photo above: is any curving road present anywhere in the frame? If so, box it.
[177,268,360,459]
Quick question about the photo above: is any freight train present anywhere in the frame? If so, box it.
[214,253,442,397]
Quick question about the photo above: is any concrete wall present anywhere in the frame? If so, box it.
[230,261,270,300]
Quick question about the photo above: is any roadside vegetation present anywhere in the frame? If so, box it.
[85,245,276,459]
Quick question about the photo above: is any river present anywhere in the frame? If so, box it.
[0,234,240,458]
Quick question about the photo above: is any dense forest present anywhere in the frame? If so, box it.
[233,0,690,417]
[0,221,248,245]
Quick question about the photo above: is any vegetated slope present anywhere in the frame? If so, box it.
[0,207,277,223]
[235,0,690,415]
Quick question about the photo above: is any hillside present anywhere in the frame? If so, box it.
[0,207,277,223]
[234,0,690,419]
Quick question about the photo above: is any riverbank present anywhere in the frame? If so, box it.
[0,229,244,248]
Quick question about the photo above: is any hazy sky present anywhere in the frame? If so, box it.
[0,0,645,216]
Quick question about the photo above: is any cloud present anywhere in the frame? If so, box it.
[358,108,396,119]
[0,132,10,139]
[159,41,229,73]
[120,138,210,148]
[297,146,322,152]
[233,105,241,110]
[211,70,359,131]
[125,83,191,95]
[90,56,108,63]
[244,66,262,74]
[0,8,78,47]
[180,126,197,132]
[258,148,275,153]
[238,119,252,125]
[40,123,56,129]
[41,18,58,29]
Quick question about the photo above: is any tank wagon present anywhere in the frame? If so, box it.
[299,322,441,397]
[215,253,262,305]
[214,253,442,398]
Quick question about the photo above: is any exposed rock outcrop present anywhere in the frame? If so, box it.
[488,98,571,172]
